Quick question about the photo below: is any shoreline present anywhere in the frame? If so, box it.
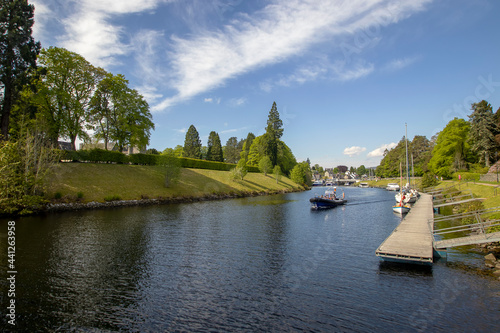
[26,187,306,216]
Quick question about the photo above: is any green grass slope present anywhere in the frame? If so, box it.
[48,163,302,202]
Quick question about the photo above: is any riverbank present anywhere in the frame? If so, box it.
[44,162,304,212]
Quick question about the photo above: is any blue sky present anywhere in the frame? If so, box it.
[31,0,500,168]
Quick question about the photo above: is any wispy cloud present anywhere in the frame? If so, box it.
[344,146,366,157]
[154,0,432,110]
[382,56,421,72]
[368,142,397,157]
[37,0,175,67]
[228,97,247,107]
[34,0,432,111]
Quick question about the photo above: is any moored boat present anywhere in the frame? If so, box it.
[392,202,411,214]
[386,183,400,191]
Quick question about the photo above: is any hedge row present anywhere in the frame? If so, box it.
[61,149,259,172]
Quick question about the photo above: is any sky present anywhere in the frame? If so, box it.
[31,0,500,168]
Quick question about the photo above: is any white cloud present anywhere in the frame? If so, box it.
[155,0,432,110]
[43,0,175,67]
[204,98,213,103]
[368,142,397,157]
[382,56,421,72]
[228,97,247,107]
[343,146,366,157]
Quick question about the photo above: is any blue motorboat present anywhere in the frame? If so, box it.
[310,187,347,210]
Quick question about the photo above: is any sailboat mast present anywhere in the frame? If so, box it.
[405,123,409,187]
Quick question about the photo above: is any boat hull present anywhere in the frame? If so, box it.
[392,205,410,214]
[310,197,346,209]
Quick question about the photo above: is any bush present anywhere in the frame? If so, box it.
[104,195,121,201]
[129,153,158,165]
[88,149,128,164]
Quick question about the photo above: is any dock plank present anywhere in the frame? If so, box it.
[376,193,434,264]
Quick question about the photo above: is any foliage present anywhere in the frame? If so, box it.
[163,145,183,157]
[356,165,367,176]
[158,153,181,188]
[273,165,282,184]
[89,73,154,152]
[239,132,255,163]
[0,0,40,139]
[420,172,438,190]
[0,128,58,215]
[264,101,283,166]
[104,194,121,202]
[427,118,473,178]
[87,148,128,164]
[35,47,104,149]
[183,124,202,159]
[376,137,406,178]
[232,158,248,180]
[290,161,312,186]
[468,100,497,166]
[206,131,223,162]
[247,135,296,175]
[259,155,273,176]
[224,136,240,164]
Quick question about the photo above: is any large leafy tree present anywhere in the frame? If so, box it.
[0,0,40,139]
[36,47,104,149]
[206,131,223,162]
[265,101,283,166]
[183,124,201,159]
[468,100,497,166]
[89,73,154,152]
[428,118,473,178]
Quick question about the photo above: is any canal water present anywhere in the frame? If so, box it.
[1,187,499,332]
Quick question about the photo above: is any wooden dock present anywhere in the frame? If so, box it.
[376,193,435,264]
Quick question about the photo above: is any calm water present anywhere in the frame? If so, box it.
[1,187,499,332]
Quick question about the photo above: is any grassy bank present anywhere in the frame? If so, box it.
[47,163,303,203]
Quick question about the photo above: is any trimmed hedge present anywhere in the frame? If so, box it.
[60,149,259,172]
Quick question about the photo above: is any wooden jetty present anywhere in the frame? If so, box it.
[376,193,434,265]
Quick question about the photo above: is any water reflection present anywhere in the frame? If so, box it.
[1,188,498,332]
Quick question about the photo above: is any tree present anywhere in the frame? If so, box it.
[206,131,223,162]
[0,0,40,140]
[239,132,255,163]
[265,101,283,165]
[290,161,312,186]
[36,47,104,149]
[259,155,273,176]
[158,152,181,188]
[468,100,497,166]
[89,73,154,152]
[183,125,201,159]
[0,124,59,214]
[232,158,248,180]
[357,165,367,176]
[224,136,240,163]
[273,165,282,184]
[428,118,472,178]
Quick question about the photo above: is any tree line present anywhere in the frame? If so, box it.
[376,100,500,180]
[165,101,311,185]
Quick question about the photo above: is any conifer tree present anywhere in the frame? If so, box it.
[0,0,40,139]
[206,131,223,162]
[468,100,497,166]
[265,102,283,166]
[224,136,240,163]
[183,124,202,159]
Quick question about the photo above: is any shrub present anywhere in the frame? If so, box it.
[129,153,158,165]
[76,192,84,199]
[54,192,63,199]
[104,195,121,202]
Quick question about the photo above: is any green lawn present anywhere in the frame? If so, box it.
[47,163,302,202]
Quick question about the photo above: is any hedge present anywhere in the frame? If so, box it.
[60,149,259,172]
